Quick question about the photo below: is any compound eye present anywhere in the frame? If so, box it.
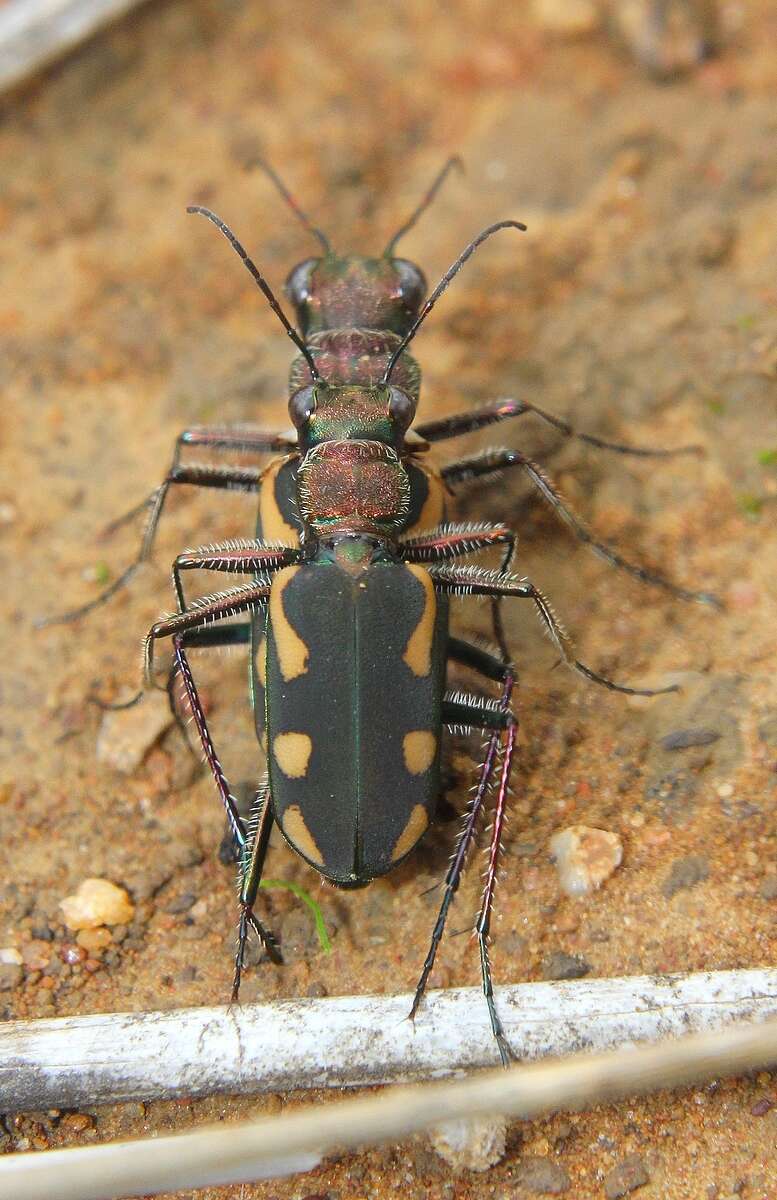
[289,385,317,429]
[387,386,414,430]
[392,259,427,314]
[285,258,318,307]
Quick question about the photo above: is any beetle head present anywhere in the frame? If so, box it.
[286,254,426,338]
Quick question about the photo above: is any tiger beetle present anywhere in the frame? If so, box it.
[45,158,719,1064]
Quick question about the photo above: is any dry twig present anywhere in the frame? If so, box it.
[0,0,147,94]
[1,1004,776,1200]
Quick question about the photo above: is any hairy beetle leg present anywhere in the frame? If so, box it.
[442,446,720,608]
[434,565,680,698]
[402,524,518,663]
[172,540,301,610]
[38,461,265,628]
[173,637,247,848]
[476,717,518,1066]
[165,622,254,760]
[415,396,701,457]
[142,578,272,688]
[410,659,517,1066]
[172,638,281,995]
[39,421,295,627]
[233,788,282,1002]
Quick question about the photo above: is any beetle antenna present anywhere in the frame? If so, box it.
[187,206,323,382]
[383,155,464,257]
[382,219,527,384]
[253,159,332,254]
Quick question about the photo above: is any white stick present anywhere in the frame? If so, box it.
[1,969,776,1111]
[2,1007,777,1200]
[0,0,147,94]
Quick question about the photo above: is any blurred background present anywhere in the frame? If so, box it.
[1,2,775,1196]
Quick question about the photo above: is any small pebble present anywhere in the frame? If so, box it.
[515,1155,571,1193]
[542,951,591,981]
[21,940,52,971]
[429,1115,506,1172]
[76,927,113,954]
[60,879,135,931]
[96,690,174,774]
[659,727,720,751]
[30,918,54,942]
[119,1102,146,1120]
[0,962,23,990]
[60,944,87,965]
[164,892,197,915]
[549,825,623,897]
[662,856,710,899]
[760,876,777,901]
[603,1153,649,1198]
[60,1113,94,1134]
[750,1096,774,1116]
[0,947,23,965]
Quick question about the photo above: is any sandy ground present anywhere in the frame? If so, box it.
[0,1,776,1196]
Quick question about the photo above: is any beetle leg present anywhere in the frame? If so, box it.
[430,640,521,1063]
[172,638,281,993]
[475,714,518,1065]
[410,667,515,1044]
[177,425,296,456]
[172,636,247,850]
[441,448,720,608]
[441,691,512,731]
[94,576,271,710]
[402,526,517,664]
[415,397,701,457]
[164,624,256,866]
[233,783,282,1001]
[142,579,271,689]
[165,622,253,757]
[38,461,267,627]
[172,540,300,610]
[401,522,513,563]
[101,426,296,540]
[448,641,522,1058]
[433,564,681,697]
[447,636,513,680]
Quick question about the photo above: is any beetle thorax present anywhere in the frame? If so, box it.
[297,440,410,535]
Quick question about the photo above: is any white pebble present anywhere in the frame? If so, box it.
[60,878,135,930]
[96,690,174,774]
[549,825,623,897]
[429,1115,507,1172]
[0,947,23,965]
